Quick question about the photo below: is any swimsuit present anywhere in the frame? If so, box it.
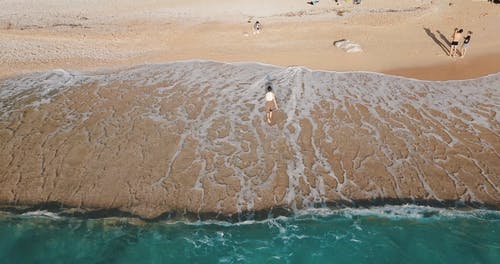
[265,92,275,113]
[266,101,274,113]
[463,36,471,45]
[265,92,274,102]
[464,36,471,44]
[462,36,471,49]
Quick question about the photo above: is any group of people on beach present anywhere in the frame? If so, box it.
[261,6,479,125]
[450,28,472,58]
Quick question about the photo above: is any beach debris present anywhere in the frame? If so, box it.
[333,39,363,53]
[307,0,320,6]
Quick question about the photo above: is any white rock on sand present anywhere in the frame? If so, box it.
[334,39,363,53]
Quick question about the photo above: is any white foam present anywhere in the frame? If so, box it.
[21,210,61,219]
[169,206,499,226]
[0,69,87,119]
[2,61,499,212]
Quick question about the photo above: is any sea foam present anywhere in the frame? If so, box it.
[1,61,499,218]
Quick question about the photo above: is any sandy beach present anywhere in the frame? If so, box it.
[0,0,499,219]
[1,0,499,80]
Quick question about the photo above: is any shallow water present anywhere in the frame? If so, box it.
[0,206,499,263]
[0,60,499,217]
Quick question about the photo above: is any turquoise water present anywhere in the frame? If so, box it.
[0,206,499,263]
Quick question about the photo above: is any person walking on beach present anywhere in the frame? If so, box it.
[450,28,463,57]
[461,31,472,58]
[265,85,279,124]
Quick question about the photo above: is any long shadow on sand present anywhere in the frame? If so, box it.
[424,27,449,56]
[437,30,451,46]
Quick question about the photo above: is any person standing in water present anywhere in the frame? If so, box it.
[265,85,279,124]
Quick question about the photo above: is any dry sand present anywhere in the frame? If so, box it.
[1,0,499,80]
[0,0,499,219]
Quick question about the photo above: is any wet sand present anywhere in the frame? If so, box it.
[385,53,500,81]
[1,62,499,219]
[0,0,499,219]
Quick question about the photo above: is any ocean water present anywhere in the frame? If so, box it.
[0,206,499,263]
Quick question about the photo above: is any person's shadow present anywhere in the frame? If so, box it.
[436,30,451,46]
[423,27,449,56]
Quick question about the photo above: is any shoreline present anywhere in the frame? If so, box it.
[1,199,497,222]
[2,51,499,82]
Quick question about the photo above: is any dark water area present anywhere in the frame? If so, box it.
[1,206,499,263]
